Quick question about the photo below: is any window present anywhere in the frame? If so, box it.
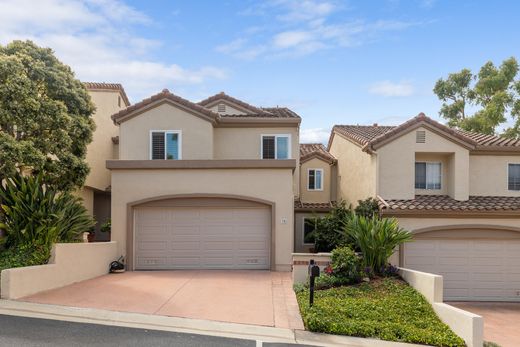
[508,164,520,190]
[303,218,317,244]
[261,135,290,159]
[415,162,441,189]
[308,169,323,191]
[150,131,181,160]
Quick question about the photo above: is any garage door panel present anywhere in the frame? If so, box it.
[135,205,270,270]
[404,237,520,301]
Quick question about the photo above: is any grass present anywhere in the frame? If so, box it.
[296,277,465,347]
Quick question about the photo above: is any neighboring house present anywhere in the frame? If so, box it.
[329,113,520,301]
[294,144,337,252]
[106,89,300,271]
[80,82,129,240]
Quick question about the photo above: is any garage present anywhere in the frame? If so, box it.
[133,198,271,270]
[403,234,520,302]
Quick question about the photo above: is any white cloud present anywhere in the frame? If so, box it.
[218,1,420,59]
[300,128,331,144]
[368,80,415,97]
[0,0,227,101]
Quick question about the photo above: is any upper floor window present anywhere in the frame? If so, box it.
[261,135,290,159]
[415,162,441,190]
[508,164,520,191]
[308,169,323,191]
[150,131,182,160]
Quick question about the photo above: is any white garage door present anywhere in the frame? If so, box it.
[135,206,271,270]
[404,239,520,301]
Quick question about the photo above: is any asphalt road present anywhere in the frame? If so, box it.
[0,314,314,347]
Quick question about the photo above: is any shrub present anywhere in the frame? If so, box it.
[314,273,350,290]
[342,215,412,274]
[354,197,380,218]
[0,242,51,272]
[330,246,362,283]
[312,201,353,252]
[0,172,95,248]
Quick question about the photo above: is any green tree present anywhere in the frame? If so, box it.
[0,40,95,190]
[433,57,520,138]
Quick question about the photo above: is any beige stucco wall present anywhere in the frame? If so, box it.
[299,158,332,203]
[119,103,214,160]
[77,187,94,216]
[328,135,377,206]
[85,90,124,190]
[208,103,246,115]
[469,154,520,196]
[0,242,118,299]
[377,126,469,200]
[110,168,295,271]
[214,127,300,195]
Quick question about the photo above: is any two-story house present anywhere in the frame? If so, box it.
[329,113,520,301]
[294,144,337,252]
[105,89,300,271]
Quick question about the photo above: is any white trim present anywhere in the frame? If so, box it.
[507,162,520,191]
[302,217,316,246]
[149,130,182,160]
[260,134,292,159]
[415,161,442,190]
[307,168,324,191]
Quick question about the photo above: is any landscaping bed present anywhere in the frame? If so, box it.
[296,277,465,347]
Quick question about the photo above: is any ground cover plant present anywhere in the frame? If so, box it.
[296,277,465,347]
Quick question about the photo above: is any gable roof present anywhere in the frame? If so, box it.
[198,92,268,115]
[84,82,130,107]
[329,113,520,153]
[300,143,337,164]
[111,89,220,125]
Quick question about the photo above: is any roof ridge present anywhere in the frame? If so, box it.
[197,91,269,114]
[84,81,130,106]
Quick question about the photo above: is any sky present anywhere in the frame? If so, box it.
[1,0,519,143]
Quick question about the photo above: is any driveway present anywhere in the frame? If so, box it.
[20,271,304,330]
[451,302,520,347]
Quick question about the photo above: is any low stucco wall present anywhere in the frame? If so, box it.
[292,253,332,284]
[1,242,118,300]
[399,268,483,347]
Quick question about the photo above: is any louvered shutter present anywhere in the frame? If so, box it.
[151,132,165,159]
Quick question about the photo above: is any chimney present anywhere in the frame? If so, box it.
[373,123,378,127]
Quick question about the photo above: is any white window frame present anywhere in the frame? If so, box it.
[507,163,520,191]
[307,168,324,191]
[415,161,442,190]
[302,217,317,245]
[149,130,182,160]
[260,134,291,159]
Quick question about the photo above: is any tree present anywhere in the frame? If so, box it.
[433,57,520,138]
[0,40,95,191]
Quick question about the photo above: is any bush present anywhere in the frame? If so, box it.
[330,246,362,283]
[312,201,353,252]
[354,197,380,218]
[315,273,350,290]
[0,242,51,272]
[0,172,95,248]
[342,215,412,274]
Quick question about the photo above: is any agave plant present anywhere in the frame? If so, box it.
[342,215,412,274]
[0,172,95,248]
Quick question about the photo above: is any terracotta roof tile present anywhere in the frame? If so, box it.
[379,195,520,214]
[331,113,520,152]
[197,92,268,114]
[111,89,219,124]
[294,200,334,211]
[300,143,336,164]
[84,82,130,106]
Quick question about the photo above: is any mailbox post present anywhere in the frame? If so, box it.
[308,259,320,307]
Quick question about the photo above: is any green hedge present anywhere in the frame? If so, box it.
[296,277,465,347]
[0,243,51,273]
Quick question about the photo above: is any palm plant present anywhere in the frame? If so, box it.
[342,215,412,274]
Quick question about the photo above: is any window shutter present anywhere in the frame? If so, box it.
[262,136,275,159]
[151,132,165,159]
[308,170,315,189]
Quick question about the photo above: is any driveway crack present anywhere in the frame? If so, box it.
[153,271,199,315]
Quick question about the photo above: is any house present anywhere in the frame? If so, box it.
[328,113,520,301]
[294,144,337,252]
[104,89,301,271]
[80,82,129,240]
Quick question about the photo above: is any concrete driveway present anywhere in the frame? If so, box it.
[19,271,304,330]
[451,302,520,347]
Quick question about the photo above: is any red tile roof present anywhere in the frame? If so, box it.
[300,143,336,164]
[294,200,334,211]
[331,113,520,152]
[198,92,269,115]
[379,195,520,215]
[84,82,130,106]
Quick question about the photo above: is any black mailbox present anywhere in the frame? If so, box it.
[309,259,320,307]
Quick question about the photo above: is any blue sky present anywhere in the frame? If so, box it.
[1,0,519,142]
